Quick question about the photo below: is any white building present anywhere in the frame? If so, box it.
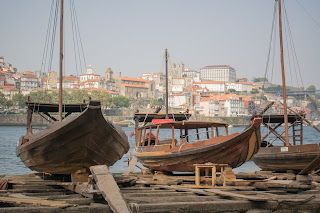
[80,65,100,82]
[193,81,225,93]
[20,72,40,91]
[225,82,253,92]
[200,65,236,82]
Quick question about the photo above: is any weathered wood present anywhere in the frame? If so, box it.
[0,196,75,208]
[204,189,270,201]
[0,205,112,213]
[128,200,279,213]
[123,192,195,198]
[90,165,131,213]
[125,195,221,203]
[299,154,320,175]
[122,158,138,176]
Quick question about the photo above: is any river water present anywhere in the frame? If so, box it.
[1,125,319,175]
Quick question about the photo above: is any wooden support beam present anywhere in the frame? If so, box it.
[90,165,131,213]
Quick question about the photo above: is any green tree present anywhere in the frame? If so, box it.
[0,92,6,108]
[113,95,130,107]
[250,88,259,94]
[228,89,236,93]
[150,98,159,107]
[91,90,112,109]
[12,93,26,108]
[5,100,14,109]
[306,85,316,91]
[253,77,268,82]
[70,90,89,103]
[29,90,52,103]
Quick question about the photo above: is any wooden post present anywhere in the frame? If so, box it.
[211,126,214,138]
[195,166,200,186]
[278,0,290,146]
[58,0,64,122]
[142,128,146,146]
[180,128,184,144]
[165,49,169,119]
[212,166,216,187]
[206,127,209,139]
[148,127,152,146]
[172,124,175,147]
[221,167,226,187]
[196,128,200,140]
[216,127,219,136]
[155,125,160,145]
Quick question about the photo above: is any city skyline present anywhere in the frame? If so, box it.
[1,0,320,88]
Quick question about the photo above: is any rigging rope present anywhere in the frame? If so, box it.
[40,0,55,84]
[263,1,277,90]
[295,0,320,30]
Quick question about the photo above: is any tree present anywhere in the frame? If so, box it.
[250,88,259,94]
[113,95,130,107]
[253,77,268,83]
[12,93,26,108]
[5,100,14,109]
[91,90,112,109]
[150,98,159,107]
[306,85,316,91]
[0,92,6,107]
[228,89,236,93]
[70,90,89,103]
[29,90,52,103]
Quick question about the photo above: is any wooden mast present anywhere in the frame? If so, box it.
[165,49,169,119]
[59,0,64,122]
[278,0,290,146]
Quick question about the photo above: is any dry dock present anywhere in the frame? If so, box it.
[1,171,320,213]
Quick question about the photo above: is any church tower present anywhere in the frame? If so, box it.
[105,67,113,81]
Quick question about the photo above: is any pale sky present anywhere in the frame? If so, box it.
[1,0,320,89]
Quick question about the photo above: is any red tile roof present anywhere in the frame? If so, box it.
[121,77,150,83]
[194,81,224,84]
[122,84,148,89]
[22,74,38,79]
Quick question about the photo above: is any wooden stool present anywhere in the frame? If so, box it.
[193,163,229,187]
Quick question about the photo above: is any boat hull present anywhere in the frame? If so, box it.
[252,144,320,172]
[16,101,129,174]
[134,118,261,172]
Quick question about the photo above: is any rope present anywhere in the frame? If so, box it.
[263,1,277,90]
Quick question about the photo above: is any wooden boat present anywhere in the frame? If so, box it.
[253,112,320,173]
[134,117,262,172]
[16,0,129,175]
[133,49,262,173]
[16,101,129,174]
[252,0,320,173]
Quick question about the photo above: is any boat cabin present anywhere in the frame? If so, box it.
[135,121,230,149]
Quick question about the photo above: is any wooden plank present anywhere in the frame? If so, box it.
[298,154,320,175]
[204,189,270,201]
[0,196,75,208]
[122,158,138,176]
[90,165,131,213]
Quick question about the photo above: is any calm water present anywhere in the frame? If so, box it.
[1,125,319,175]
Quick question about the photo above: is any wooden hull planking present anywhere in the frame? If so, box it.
[16,101,129,174]
[252,143,320,172]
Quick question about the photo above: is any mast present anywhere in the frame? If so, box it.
[165,49,169,119]
[278,0,290,146]
[59,0,64,121]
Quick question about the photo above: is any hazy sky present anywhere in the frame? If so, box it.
[1,0,320,88]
